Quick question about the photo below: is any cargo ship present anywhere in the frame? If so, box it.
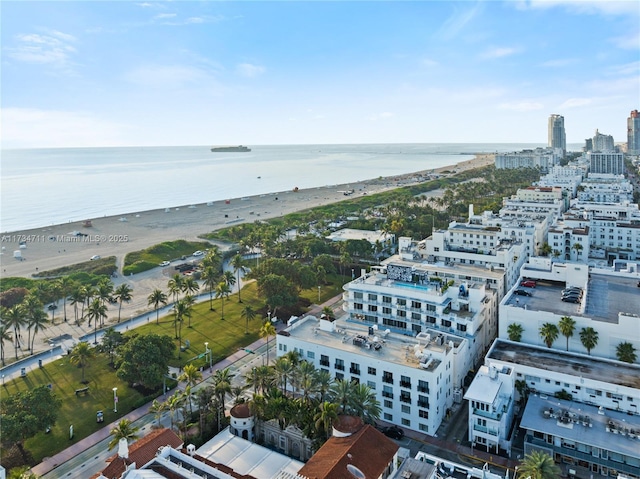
[210,145,251,152]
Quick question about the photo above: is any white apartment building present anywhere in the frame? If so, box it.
[535,165,586,198]
[499,259,640,360]
[495,148,559,171]
[326,228,395,250]
[343,249,502,369]
[592,129,616,152]
[588,151,625,175]
[277,315,462,436]
[547,221,590,261]
[577,174,634,204]
[483,339,640,479]
[464,364,516,455]
[423,222,527,291]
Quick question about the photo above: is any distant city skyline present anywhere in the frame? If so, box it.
[1,1,638,148]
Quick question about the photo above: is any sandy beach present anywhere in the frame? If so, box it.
[0,154,493,356]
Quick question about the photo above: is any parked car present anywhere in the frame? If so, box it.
[192,250,204,257]
[513,289,532,297]
[159,261,170,267]
[561,296,581,303]
[562,287,581,294]
[520,280,537,288]
[381,426,404,440]
[90,255,101,261]
[562,290,582,298]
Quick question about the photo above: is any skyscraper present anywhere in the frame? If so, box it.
[627,110,640,155]
[548,114,566,154]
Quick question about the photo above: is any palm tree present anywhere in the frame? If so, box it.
[314,401,339,440]
[172,299,191,358]
[517,450,561,479]
[69,287,84,325]
[96,279,114,307]
[241,305,256,335]
[57,276,76,323]
[321,306,334,320]
[27,306,49,354]
[114,284,133,323]
[507,323,524,342]
[147,289,168,324]
[179,364,202,416]
[0,321,13,366]
[616,342,637,363]
[22,295,44,352]
[539,322,559,348]
[558,316,576,351]
[579,327,599,355]
[108,419,140,450]
[329,379,354,413]
[201,266,218,311]
[4,304,26,360]
[215,282,231,320]
[222,270,236,290]
[149,399,167,428]
[182,276,200,298]
[168,274,184,303]
[260,320,276,365]
[571,242,583,258]
[230,254,247,303]
[273,356,295,395]
[69,341,95,383]
[350,383,381,424]
[87,299,108,344]
[166,391,185,431]
[212,368,234,431]
[245,365,274,395]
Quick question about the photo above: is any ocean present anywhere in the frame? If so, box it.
[1,143,566,232]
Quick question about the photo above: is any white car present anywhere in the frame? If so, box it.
[192,250,204,257]
[90,255,101,261]
[159,261,170,267]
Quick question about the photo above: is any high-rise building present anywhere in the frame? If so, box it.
[548,114,566,154]
[592,129,615,151]
[627,109,640,155]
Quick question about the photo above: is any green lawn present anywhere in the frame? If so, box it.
[123,240,213,275]
[1,277,346,464]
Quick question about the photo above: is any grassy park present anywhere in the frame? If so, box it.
[1,276,344,464]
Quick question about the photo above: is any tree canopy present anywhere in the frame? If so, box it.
[116,333,175,389]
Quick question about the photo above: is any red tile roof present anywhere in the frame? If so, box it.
[298,423,398,479]
[94,428,183,479]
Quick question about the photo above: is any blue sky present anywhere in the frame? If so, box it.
[1,1,638,148]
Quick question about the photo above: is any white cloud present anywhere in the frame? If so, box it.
[6,31,77,66]
[498,101,544,111]
[124,64,215,89]
[606,61,640,76]
[236,63,265,78]
[437,2,483,41]
[479,47,519,59]
[611,31,640,50]
[558,98,592,109]
[1,108,128,148]
[367,112,395,121]
[515,0,639,16]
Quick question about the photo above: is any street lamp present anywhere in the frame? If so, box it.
[113,387,118,413]
[351,268,355,280]
[318,285,321,303]
[267,310,271,323]
[1,374,4,386]
[204,342,212,372]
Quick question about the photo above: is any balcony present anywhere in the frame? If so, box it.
[418,400,429,409]
[349,368,361,375]
[382,375,393,385]
[417,386,429,394]
[473,424,499,436]
[472,407,502,421]
[400,395,411,404]
[382,391,394,399]
[400,381,412,389]
[335,364,345,371]
[319,360,329,367]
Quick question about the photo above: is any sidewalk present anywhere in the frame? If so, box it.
[31,296,343,477]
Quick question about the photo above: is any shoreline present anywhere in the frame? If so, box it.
[0,154,494,280]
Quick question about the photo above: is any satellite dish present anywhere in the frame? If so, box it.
[347,464,366,479]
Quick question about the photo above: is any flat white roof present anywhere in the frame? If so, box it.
[196,428,303,479]
[464,373,502,403]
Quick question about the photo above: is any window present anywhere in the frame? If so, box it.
[397,299,406,306]
[335,372,344,380]
[383,318,406,329]
[411,301,422,309]
[368,305,378,312]
[382,385,394,398]
[383,296,392,304]
[384,413,393,421]
[418,380,429,393]
[412,312,421,320]
[457,324,467,332]
[368,366,376,375]
[368,294,377,301]
[400,376,411,388]
[320,355,329,367]
[397,310,406,318]
[441,319,451,327]
[307,351,315,359]
[382,371,393,384]
[419,410,429,419]
[367,381,376,390]
[400,391,411,403]
[418,395,429,408]
[419,423,429,432]
[335,359,344,371]
[350,362,360,375]
[354,303,363,310]
[384,400,393,408]
[383,307,392,315]
[354,292,363,299]
[401,418,411,426]
[402,405,411,414]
